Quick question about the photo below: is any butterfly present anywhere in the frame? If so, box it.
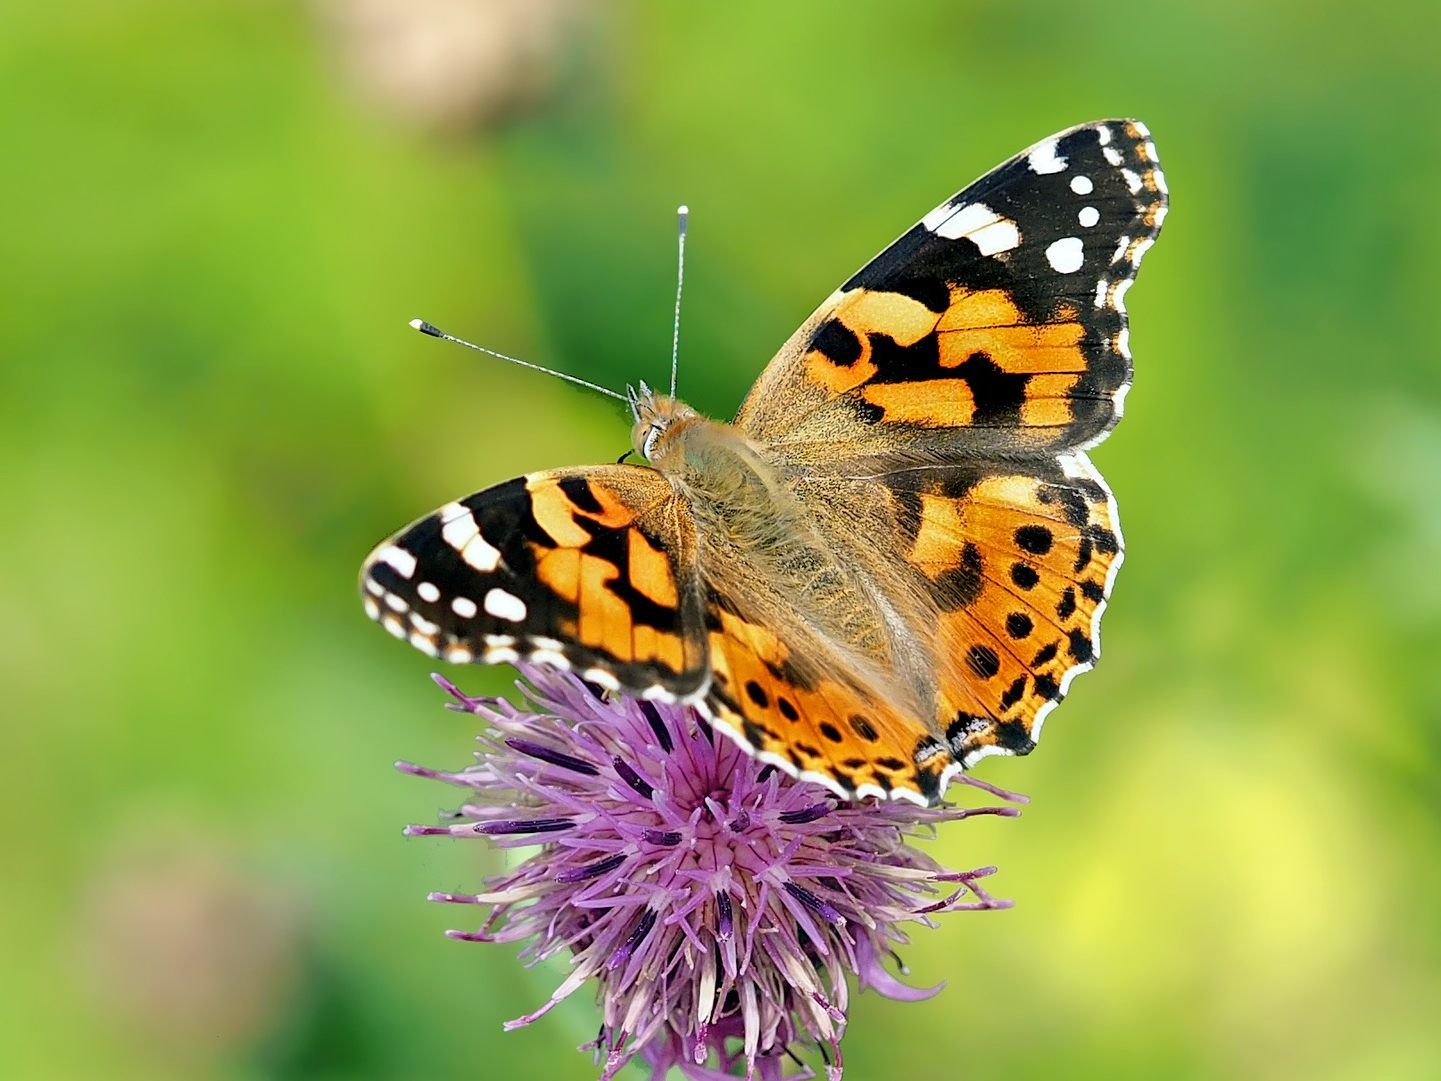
[361,120,1166,805]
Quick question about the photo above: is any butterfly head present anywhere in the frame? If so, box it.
[627,380,697,463]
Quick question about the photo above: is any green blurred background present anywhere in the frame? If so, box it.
[4,1,1439,1078]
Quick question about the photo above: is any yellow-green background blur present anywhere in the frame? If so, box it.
[5,2,1438,1078]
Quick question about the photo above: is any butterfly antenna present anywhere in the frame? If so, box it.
[669,204,688,400]
[408,319,627,403]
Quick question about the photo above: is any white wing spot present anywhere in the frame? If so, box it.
[445,646,474,664]
[1045,237,1085,274]
[451,596,478,619]
[1027,138,1066,174]
[920,201,957,233]
[462,534,501,573]
[528,648,571,671]
[484,588,527,622]
[441,506,479,551]
[1113,381,1131,417]
[1111,277,1134,315]
[583,667,620,691]
[375,545,416,579]
[1103,146,1123,166]
[965,220,1020,256]
[417,581,440,603]
[1078,206,1099,228]
[926,201,1020,254]
[1070,175,1093,195]
[1121,168,1142,194]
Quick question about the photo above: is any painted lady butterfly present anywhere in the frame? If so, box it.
[361,120,1167,805]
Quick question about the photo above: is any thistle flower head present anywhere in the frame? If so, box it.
[400,667,1025,1079]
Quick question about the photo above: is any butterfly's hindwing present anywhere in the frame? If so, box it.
[736,120,1166,459]
[886,457,1121,764]
[787,452,1122,780]
[700,596,948,805]
[360,465,708,697]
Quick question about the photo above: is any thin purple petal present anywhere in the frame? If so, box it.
[779,802,832,825]
[475,817,574,835]
[505,737,600,776]
[612,756,655,800]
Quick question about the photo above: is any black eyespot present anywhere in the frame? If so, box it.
[1056,587,1077,620]
[966,645,1000,679]
[849,715,879,742]
[1014,525,1053,555]
[1000,676,1027,709]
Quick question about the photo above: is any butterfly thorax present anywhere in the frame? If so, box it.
[645,410,790,543]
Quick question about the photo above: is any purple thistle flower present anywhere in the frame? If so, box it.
[399,666,1026,1080]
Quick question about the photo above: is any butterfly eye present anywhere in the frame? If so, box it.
[643,425,662,460]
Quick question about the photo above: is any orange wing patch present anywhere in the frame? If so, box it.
[859,378,976,426]
[937,290,1088,374]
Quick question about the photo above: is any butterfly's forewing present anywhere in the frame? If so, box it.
[360,465,708,697]
[735,120,1166,460]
